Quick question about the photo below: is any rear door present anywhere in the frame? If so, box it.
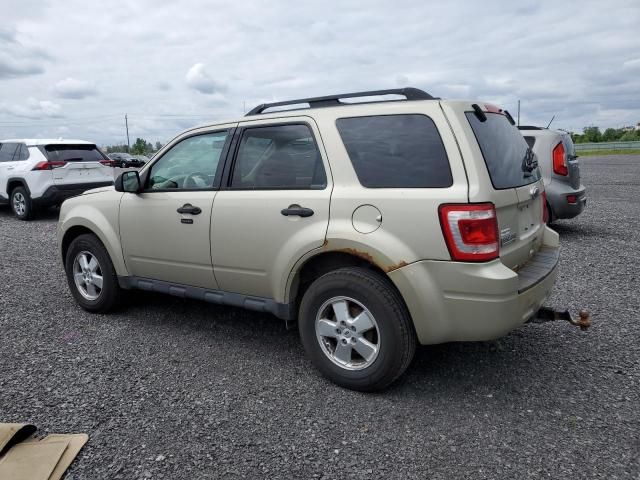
[0,143,20,194]
[43,144,113,185]
[210,118,331,299]
[448,104,545,269]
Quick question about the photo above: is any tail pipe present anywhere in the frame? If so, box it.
[529,307,591,331]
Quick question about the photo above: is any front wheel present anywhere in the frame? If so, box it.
[299,267,416,391]
[64,234,122,313]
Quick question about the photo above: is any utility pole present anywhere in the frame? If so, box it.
[517,100,520,126]
[125,114,130,152]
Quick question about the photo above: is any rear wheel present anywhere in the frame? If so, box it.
[10,187,33,220]
[299,267,416,391]
[65,234,122,313]
[546,201,555,225]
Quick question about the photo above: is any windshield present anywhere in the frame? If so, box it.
[466,112,540,189]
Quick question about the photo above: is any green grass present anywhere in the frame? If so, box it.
[577,149,640,156]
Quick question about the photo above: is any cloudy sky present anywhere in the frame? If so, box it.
[1,0,639,146]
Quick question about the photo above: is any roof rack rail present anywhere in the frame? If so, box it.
[246,87,436,116]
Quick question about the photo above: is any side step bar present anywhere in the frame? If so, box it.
[528,307,592,331]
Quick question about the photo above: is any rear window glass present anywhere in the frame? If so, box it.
[466,112,541,189]
[44,144,106,162]
[336,114,452,188]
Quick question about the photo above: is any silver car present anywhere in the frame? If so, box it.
[519,126,586,222]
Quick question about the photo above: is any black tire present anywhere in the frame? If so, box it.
[10,186,34,220]
[546,201,555,225]
[298,267,416,391]
[65,233,122,313]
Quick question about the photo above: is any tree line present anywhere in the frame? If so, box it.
[572,126,640,144]
[103,138,163,155]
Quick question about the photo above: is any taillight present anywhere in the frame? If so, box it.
[552,142,568,176]
[100,160,117,167]
[542,191,549,223]
[567,194,577,204]
[439,203,499,262]
[32,161,67,170]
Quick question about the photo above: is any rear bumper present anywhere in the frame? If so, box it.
[389,227,560,345]
[547,183,586,220]
[33,181,114,207]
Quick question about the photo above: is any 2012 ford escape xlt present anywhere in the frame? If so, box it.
[57,88,583,391]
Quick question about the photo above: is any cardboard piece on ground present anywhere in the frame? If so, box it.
[26,434,89,480]
[0,423,37,456]
[0,440,69,480]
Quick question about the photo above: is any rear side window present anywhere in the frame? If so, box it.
[336,114,452,188]
[230,124,326,189]
[44,144,107,162]
[0,143,18,162]
[466,113,541,189]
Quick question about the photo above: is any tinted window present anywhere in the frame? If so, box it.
[231,124,326,189]
[148,131,228,190]
[45,144,106,162]
[0,143,18,162]
[466,112,541,189]
[336,114,452,188]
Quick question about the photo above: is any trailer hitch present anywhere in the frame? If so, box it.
[529,307,591,331]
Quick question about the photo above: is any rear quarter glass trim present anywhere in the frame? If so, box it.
[335,113,453,189]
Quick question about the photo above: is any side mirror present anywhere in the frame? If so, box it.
[115,171,142,193]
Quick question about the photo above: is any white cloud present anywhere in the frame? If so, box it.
[0,28,49,79]
[54,77,97,99]
[185,63,226,95]
[0,98,62,118]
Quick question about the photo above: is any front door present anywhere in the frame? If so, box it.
[211,119,332,300]
[119,127,234,289]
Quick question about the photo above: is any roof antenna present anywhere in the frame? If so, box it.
[546,114,556,129]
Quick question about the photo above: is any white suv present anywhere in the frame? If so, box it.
[0,139,114,220]
[58,88,571,391]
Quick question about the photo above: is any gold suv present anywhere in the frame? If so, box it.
[58,88,559,391]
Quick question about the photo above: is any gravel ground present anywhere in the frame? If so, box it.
[0,155,638,479]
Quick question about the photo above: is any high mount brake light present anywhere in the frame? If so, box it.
[484,103,502,114]
[553,142,568,176]
[32,161,66,170]
[439,203,499,262]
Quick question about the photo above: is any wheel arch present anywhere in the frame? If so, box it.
[6,177,30,196]
[286,247,410,315]
[59,211,128,276]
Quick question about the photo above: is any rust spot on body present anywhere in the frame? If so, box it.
[384,261,409,273]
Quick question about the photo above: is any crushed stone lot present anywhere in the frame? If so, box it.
[0,155,638,479]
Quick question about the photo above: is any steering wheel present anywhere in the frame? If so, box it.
[183,172,210,189]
